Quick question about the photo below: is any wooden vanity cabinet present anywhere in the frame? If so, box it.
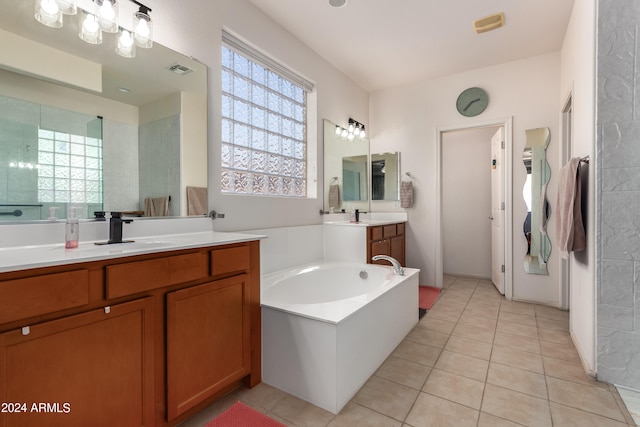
[0,297,154,427]
[367,222,406,266]
[0,239,261,427]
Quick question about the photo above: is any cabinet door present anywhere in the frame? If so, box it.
[166,274,250,420]
[391,235,406,266]
[370,239,391,264]
[0,298,154,427]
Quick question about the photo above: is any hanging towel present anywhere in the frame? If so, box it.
[400,181,414,208]
[328,183,341,210]
[187,186,208,216]
[556,157,586,258]
[144,196,170,217]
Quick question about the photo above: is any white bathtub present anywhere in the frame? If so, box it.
[261,262,419,414]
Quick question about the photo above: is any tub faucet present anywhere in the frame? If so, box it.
[371,255,405,276]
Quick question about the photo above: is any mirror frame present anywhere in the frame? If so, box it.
[522,127,551,275]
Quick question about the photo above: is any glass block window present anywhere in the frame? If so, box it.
[37,129,103,204]
[221,40,311,197]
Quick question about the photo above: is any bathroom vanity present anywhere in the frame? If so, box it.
[323,219,406,266]
[0,232,262,427]
[367,222,406,266]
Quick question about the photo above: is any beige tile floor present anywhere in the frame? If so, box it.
[180,275,637,427]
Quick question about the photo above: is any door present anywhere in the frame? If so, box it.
[491,128,505,294]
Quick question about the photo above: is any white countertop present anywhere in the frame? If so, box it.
[0,231,266,273]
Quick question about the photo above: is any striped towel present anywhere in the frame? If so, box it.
[400,181,414,208]
[328,184,341,209]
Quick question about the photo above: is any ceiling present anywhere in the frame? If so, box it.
[247,0,576,92]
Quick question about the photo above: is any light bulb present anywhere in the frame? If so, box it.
[360,129,366,139]
[134,11,153,48]
[56,0,77,15]
[348,123,354,133]
[116,29,136,58]
[98,0,118,33]
[341,129,348,138]
[35,0,62,28]
[79,12,102,44]
[347,133,355,141]
[335,125,341,135]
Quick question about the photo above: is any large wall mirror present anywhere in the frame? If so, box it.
[0,0,207,221]
[323,119,369,213]
[522,127,551,275]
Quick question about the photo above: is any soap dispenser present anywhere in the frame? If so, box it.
[65,207,79,249]
[47,207,59,221]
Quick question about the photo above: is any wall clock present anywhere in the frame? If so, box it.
[456,87,489,117]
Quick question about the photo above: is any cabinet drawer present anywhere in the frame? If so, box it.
[106,253,207,299]
[211,245,250,276]
[370,226,383,241]
[0,270,89,324]
[383,225,397,238]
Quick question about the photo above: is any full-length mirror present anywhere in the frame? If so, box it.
[371,152,400,201]
[523,127,551,275]
[0,0,207,221]
[323,119,369,213]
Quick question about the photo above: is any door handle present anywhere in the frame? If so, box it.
[489,216,494,220]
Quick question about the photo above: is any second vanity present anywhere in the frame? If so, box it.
[323,214,407,266]
[0,230,263,427]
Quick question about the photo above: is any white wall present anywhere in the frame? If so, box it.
[370,52,562,305]
[143,0,368,232]
[442,127,496,278]
[559,0,596,374]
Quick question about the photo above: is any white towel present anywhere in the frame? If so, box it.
[328,184,341,210]
[556,157,586,258]
[400,181,414,208]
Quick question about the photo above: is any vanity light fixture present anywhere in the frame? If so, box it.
[97,0,118,33]
[34,0,64,28]
[132,0,153,48]
[335,118,366,140]
[79,8,102,44]
[115,29,136,57]
[34,0,153,58]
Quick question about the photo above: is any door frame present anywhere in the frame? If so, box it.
[435,116,513,299]
[559,92,573,310]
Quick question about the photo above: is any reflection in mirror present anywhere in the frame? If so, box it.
[342,155,368,202]
[371,152,400,201]
[523,127,551,275]
[1,96,103,220]
[323,119,369,213]
[0,0,207,220]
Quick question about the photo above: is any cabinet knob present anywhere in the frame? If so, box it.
[21,326,30,336]
[104,306,111,314]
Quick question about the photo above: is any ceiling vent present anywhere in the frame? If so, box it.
[165,63,194,76]
[473,12,505,34]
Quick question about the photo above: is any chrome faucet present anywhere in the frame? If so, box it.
[371,255,405,275]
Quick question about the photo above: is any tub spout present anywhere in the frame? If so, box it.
[371,255,405,276]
